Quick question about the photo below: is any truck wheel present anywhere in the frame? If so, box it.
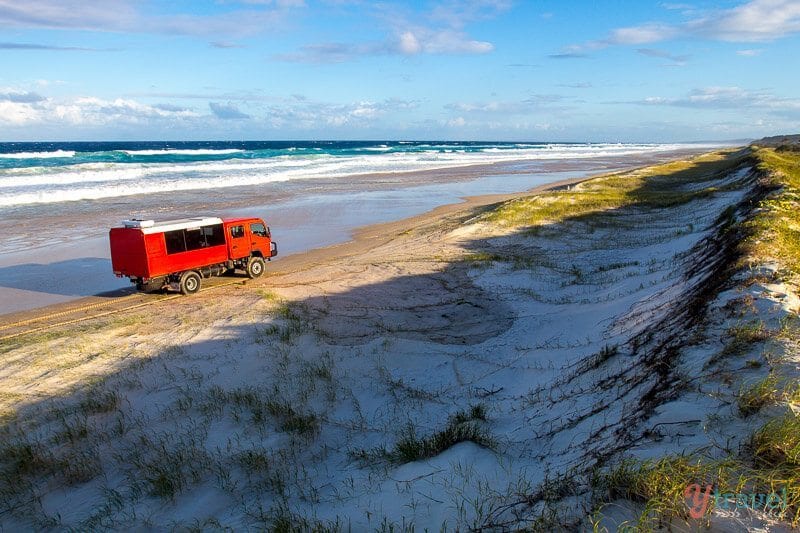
[247,257,265,279]
[179,271,201,295]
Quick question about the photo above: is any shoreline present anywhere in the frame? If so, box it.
[0,146,718,321]
[0,173,592,326]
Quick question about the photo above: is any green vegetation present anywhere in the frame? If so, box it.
[751,413,800,467]
[592,456,735,528]
[483,151,745,228]
[257,301,311,344]
[588,146,800,529]
[353,405,493,465]
[720,320,771,359]
[743,147,800,274]
[227,386,319,436]
[738,375,782,416]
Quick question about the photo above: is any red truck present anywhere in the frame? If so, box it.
[110,216,277,294]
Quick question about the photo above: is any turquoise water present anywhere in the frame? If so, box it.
[0,140,698,208]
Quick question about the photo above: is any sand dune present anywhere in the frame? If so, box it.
[1,148,797,530]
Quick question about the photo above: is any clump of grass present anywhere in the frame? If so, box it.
[450,404,488,424]
[592,456,735,527]
[257,289,280,301]
[228,387,318,436]
[257,504,346,533]
[0,330,67,355]
[738,375,782,416]
[462,251,504,264]
[720,320,771,358]
[259,302,310,344]
[594,260,640,273]
[59,448,103,485]
[235,448,271,474]
[134,436,212,499]
[79,389,120,415]
[351,405,493,465]
[392,420,494,463]
[751,413,800,467]
[0,440,55,479]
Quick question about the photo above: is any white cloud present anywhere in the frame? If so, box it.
[413,29,493,54]
[0,94,201,128]
[398,31,422,54]
[562,0,800,56]
[428,0,512,28]
[693,0,800,42]
[608,24,679,45]
[0,0,135,31]
[638,86,800,117]
[0,89,46,103]
[0,101,44,125]
[0,0,302,37]
[275,27,493,62]
[446,95,568,115]
[209,102,250,119]
[276,1,498,62]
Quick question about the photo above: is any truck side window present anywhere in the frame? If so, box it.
[230,225,245,238]
[184,228,205,251]
[250,223,268,237]
[202,224,226,247]
[165,230,186,254]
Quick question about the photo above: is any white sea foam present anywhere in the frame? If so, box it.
[0,150,76,159]
[0,143,722,207]
[120,148,244,156]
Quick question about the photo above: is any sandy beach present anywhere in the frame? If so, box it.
[1,146,798,530]
[0,146,718,317]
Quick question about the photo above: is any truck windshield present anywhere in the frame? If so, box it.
[250,223,268,237]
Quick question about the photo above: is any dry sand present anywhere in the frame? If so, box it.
[1,149,797,530]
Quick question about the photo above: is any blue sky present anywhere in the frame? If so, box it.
[0,0,798,142]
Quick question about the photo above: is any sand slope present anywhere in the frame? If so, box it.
[1,150,796,530]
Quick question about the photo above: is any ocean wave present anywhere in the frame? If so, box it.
[0,150,76,159]
[120,148,245,156]
[0,143,722,207]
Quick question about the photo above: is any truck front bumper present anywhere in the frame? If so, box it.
[270,241,278,257]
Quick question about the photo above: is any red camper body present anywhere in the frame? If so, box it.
[110,216,277,294]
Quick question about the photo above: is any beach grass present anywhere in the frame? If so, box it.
[588,146,800,529]
[482,150,747,228]
[742,146,800,274]
[352,405,493,465]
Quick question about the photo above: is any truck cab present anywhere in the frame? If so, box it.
[110,216,277,295]
[224,218,275,261]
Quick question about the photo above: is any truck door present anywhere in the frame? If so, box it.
[249,221,270,256]
[228,224,249,259]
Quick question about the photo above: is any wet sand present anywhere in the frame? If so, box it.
[0,147,715,317]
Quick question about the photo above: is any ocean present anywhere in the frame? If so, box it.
[0,140,729,258]
[0,140,704,208]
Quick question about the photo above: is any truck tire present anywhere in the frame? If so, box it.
[247,257,265,279]
[179,271,201,295]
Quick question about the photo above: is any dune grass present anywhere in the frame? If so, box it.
[742,147,800,274]
[352,405,493,465]
[482,150,746,228]
[589,146,800,529]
